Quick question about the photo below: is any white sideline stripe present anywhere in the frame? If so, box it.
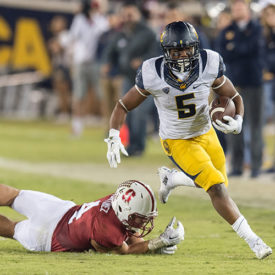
[0,157,159,186]
[210,107,225,118]
[0,158,274,209]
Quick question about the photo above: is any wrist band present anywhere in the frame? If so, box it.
[109,128,120,137]
[148,237,165,250]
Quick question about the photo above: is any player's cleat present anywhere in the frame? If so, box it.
[251,238,272,259]
[158,167,176,204]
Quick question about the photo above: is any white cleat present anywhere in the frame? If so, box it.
[251,238,272,259]
[158,166,176,204]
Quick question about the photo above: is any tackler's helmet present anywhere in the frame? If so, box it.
[112,180,158,237]
[160,21,200,73]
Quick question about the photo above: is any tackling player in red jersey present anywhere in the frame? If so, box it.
[0,180,184,254]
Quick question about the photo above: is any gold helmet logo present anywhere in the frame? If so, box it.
[193,28,198,39]
[160,31,166,43]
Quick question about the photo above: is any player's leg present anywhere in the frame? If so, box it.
[204,129,272,259]
[158,166,196,203]
[160,130,272,258]
[158,127,227,199]
[203,128,271,258]
[207,183,240,224]
[0,184,20,206]
[200,128,239,223]
[158,132,220,203]
[0,184,20,238]
[207,183,272,259]
[0,215,17,238]
[12,190,75,251]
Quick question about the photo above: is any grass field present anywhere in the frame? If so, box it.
[0,120,274,274]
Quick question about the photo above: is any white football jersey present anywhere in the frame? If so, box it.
[135,49,225,139]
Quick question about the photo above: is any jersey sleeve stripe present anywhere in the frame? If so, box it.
[217,54,226,78]
[135,64,145,89]
[200,50,208,73]
[155,57,163,78]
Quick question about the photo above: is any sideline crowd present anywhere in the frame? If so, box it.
[46,0,275,177]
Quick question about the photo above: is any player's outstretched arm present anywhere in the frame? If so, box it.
[105,86,150,168]
[92,217,184,255]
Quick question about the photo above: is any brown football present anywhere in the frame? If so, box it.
[209,96,236,124]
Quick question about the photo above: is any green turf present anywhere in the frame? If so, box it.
[0,120,168,164]
[0,169,274,274]
[0,120,274,274]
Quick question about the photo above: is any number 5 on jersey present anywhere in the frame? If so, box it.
[175,93,196,119]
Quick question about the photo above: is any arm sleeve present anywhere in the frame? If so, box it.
[217,54,226,78]
[204,50,226,80]
[134,58,158,94]
[135,64,145,89]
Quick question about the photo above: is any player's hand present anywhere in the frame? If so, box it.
[104,129,128,168]
[155,245,177,255]
[160,217,185,246]
[148,217,184,251]
[212,115,243,134]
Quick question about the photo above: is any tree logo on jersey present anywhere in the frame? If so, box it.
[162,87,170,94]
[122,189,136,204]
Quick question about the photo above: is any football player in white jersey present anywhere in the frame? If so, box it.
[104,21,272,259]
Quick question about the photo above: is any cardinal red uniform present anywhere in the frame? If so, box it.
[51,194,128,252]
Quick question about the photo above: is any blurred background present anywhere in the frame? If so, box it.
[0,0,274,178]
[0,2,274,272]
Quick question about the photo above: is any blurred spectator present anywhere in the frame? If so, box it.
[163,2,186,26]
[216,0,265,178]
[217,8,232,31]
[48,16,72,123]
[103,2,157,156]
[146,1,165,41]
[212,8,232,154]
[61,0,109,136]
[261,1,275,122]
[260,0,275,173]
[189,15,211,49]
[161,2,210,49]
[97,11,123,133]
[212,8,232,49]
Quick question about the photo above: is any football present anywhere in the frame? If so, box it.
[209,96,236,124]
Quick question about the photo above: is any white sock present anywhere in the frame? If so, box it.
[72,117,84,136]
[172,171,196,187]
[232,215,259,248]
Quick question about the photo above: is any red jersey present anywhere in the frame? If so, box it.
[51,194,128,252]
